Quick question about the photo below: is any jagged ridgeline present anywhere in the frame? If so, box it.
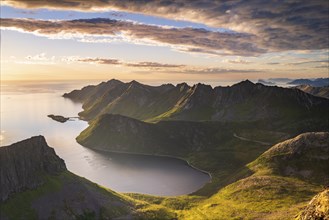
[63,79,329,126]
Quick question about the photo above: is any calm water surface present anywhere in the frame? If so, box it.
[0,82,210,196]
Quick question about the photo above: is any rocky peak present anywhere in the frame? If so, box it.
[176,82,190,92]
[192,83,213,91]
[232,79,255,88]
[0,136,66,201]
[105,78,124,86]
[129,80,142,86]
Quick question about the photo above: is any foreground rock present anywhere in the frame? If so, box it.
[47,114,69,123]
[0,136,66,201]
[297,189,329,220]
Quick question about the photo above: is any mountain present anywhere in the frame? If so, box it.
[295,85,329,99]
[288,78,329,87]
[77,113,229,156]
[0,136,175,220]
[64,79,329,124]
[181,132,329,219]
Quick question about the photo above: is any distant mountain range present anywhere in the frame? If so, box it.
[295,85,329,99]
[64,79,329,124]
[258,77,329,87]
[287,78,329,87]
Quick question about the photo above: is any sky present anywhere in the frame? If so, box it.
[0,0,328,84]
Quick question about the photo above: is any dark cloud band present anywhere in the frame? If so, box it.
[0,18,265,56]
[3,0,328,52]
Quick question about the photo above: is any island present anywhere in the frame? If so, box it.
[47,114,69,123]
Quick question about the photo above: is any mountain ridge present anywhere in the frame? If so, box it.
[64,79,329,123]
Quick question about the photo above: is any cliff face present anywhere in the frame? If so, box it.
[0,136,66,201]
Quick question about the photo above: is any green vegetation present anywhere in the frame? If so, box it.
[1,173,65,220]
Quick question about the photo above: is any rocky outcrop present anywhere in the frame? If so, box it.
[252,132,329,184]
[0,136,66,201]
[297,189,329,220]
[47,114,69,123]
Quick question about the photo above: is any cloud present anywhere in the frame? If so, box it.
[2,0,328,52]
[17,52,56,64]
[26,52,54,61]
[68,56,258,74]
[267,60,329,66]
[287,60,329,66]
[179,68,261,75]
[126,62,185,69]
[74,57,185,69]
[76,58,121,65]
[223,58,251,64]
[0,18,265,56]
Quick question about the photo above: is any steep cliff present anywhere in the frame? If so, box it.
[0,136,66,201]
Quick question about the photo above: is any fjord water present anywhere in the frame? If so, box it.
[0,82,210,196]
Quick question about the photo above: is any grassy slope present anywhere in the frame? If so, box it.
[164,132,328,219]
[129,133,328,220]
